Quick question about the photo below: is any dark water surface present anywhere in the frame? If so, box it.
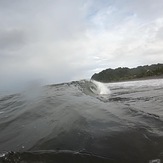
[0,79,163,163]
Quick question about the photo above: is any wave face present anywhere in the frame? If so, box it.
[0,79,163,163]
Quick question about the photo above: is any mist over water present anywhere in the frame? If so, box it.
[0,79,163,163]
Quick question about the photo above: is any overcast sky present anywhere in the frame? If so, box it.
[0,0,163,94]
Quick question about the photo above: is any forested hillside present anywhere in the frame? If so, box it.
[91,64,163,82]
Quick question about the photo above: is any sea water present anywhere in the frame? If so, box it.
[0,79,163,163]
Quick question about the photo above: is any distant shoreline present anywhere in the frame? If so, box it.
[101,75,163,83]
[91,63,163,83]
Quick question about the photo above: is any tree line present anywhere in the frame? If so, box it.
[91,63,163,82]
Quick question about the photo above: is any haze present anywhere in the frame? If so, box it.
[0,0,163,94]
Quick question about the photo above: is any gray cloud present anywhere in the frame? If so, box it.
[0,28,27,51]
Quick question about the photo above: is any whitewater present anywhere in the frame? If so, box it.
[0,79,163,163]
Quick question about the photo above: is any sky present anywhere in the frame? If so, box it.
[0,0,163,94]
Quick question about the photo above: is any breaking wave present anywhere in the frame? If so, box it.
[70,79,111,96]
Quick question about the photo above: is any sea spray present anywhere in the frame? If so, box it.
[91,80,111,95]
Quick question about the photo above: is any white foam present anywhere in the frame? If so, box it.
[107,78,163,89]
[0,153,6,158]
[149,159,161,163]
[91,80,111,95]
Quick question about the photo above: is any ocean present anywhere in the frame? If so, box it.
[0,79,163,163]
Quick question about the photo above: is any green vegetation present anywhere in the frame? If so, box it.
[91,63,163,82]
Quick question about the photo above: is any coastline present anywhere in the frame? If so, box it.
[99,75,163,83]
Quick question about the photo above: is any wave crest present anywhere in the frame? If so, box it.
[73,80,110,96]
[91,80,110,95]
